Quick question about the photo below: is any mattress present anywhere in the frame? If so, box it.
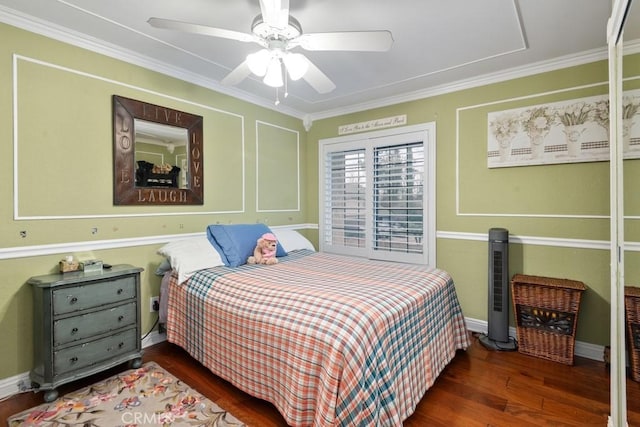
[166,249,469,426]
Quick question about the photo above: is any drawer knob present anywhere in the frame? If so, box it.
[117,288,123,295]
[70,356,78,364]
[107,342,125,352]
[118,315,124,322]
[71,327,78,335]
[70,297,78,304]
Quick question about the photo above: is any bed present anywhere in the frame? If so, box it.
[161,227,469,427]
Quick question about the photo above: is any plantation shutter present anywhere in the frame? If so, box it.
[323,148,367,255]
[320,124,433,265]
[372,142,424,260]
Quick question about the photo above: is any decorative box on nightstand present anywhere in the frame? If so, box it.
[28,264,144,402]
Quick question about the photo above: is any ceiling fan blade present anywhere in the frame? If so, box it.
[296,30,393,51]
[299,56,336,94]
[148,17,259,44]
[258,0,290,29]
[221,60,252,86]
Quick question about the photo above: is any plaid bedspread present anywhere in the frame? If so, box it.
[167,250,469,426]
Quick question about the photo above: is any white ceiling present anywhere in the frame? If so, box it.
[1,0,638,120]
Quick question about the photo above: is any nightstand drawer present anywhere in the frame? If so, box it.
[52,276,136,315]
[53,302,137,346]
[53,328,138,376]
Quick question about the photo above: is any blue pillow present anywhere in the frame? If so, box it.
[206,223,287,267]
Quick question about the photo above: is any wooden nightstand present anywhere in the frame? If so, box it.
[28,264,144,402]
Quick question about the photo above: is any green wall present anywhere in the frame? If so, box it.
[0,22,307,379]
[2,18,639,382]
[306,54,640,349]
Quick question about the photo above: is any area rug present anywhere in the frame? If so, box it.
[7,361,245,426]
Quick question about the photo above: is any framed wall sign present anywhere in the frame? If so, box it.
[112,95,204,205]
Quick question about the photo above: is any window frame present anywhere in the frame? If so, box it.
[318,122,436,266]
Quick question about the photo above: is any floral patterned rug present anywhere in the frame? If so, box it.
[7,362,245,426]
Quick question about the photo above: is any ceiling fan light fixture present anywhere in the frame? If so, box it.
[283,53,308,81]
[263,57,284,87]
[150,2,392,96]
[246,49,270,76]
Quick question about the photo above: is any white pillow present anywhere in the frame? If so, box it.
[157,235,225,284]
[273,229,315,252]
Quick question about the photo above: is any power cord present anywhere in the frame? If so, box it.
[475,331,518,351]
[492,336,518,351]
[141,314,159,341]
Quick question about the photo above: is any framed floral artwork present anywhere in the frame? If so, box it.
[487,89,640,168]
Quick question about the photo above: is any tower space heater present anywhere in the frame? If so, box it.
[479,228,517,351]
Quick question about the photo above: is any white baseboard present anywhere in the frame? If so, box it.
[141,330,167,348]
[0,371,30,401]
[465,316,605,362]
[0,332,168,400]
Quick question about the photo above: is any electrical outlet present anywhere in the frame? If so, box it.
[149,296,160,313]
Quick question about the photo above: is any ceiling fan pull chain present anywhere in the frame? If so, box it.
[284,68,289,98]
[274,87,280,105]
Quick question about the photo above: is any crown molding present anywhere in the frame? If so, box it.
[1,4,638,125]
[0,5,304,120]
[311,40,640,121]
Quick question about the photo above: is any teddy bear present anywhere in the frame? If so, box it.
[247,232,279,265]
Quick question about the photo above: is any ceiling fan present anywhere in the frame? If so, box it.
[148,0,393,97]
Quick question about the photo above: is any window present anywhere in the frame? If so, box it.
[324,149,366,249]
[319,123,436,266]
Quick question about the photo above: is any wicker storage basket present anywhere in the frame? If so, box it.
[625,286,640,381]
[511,274,586,365]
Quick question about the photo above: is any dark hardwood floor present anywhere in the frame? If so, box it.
[3,333,640,426]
